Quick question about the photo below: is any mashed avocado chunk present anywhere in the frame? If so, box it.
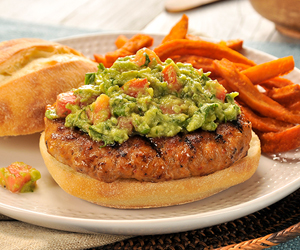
[46,48,240,145]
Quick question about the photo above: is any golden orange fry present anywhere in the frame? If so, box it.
[161,14,189,43]
[154,39,256,66]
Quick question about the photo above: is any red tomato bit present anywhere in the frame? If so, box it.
[90,94,111,124]
[215,84,227,102]
[117,116,133,133]
[132,48,162,67]
[162,64,182,92]
[122,78,150,98]
[56,91,78,118]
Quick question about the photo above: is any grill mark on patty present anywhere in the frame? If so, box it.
[148,137,163,157]
[215,133,226,143]
[116,147,128,158]
[184,133,203,157]
[184,136,196,152]
[231,118,245,133]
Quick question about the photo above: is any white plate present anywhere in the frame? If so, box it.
[0,32,300,235]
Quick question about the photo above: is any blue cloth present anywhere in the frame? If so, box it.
[0,17,100,41]
[0,17,299,250]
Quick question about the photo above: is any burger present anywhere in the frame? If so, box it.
[40,48,261,209]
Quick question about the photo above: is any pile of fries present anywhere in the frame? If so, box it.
[94,14,300,154]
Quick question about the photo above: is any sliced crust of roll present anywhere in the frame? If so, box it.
[0,38,98,136]
[39,131,261,209]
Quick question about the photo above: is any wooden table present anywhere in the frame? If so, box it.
[1,0,299,44]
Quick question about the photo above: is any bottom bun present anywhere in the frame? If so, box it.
[39,131,261,209]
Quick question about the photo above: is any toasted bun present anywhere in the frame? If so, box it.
[39,131,261,209]
[0,38,98,136]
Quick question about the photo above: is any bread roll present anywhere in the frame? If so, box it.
[0,38,98,136]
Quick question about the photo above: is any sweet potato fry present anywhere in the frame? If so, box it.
[213,58,300,124]
[171,54,213,64]
[171,54,215,71]
[258,125,300,153]
[115,35,128,48]
[161,14,189,43]
[105,49,132,67]
[241,56,295,85]
[241,105,294,132]
[171,55,228,79]
[94,54,107,66]
[105,34,154,67]
[154,39,256,66]
[187,36,243,51]
[287,101,300,112]
[119,34,154,53]
[172,54,250,74]
[259,77,294,89]
[186,34,202,41]
[218,39,244,51]
[234,62,250,71]
[218,79,234,93]
[266,84,300,106]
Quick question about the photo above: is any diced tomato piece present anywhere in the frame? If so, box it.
[215,84,227,101]
[122,78,149,98]
[91,94,111,124]
[0,162,41,193]
[160,104,176,114]
[56,91,78,118]
[132,48,162,67]
[117,117,133,133]
[162,64,182,91]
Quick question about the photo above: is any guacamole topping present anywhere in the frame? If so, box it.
[46,48,240,145]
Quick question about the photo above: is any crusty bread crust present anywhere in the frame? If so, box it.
[0,38,98,136]
[39,131,261,209]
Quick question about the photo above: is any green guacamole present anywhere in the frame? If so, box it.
[46,49,240,145]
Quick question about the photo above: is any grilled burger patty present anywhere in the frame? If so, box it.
[44,113,251,183]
